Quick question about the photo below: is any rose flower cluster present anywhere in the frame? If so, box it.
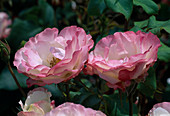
[14,26,161,89]
[14,26,161,115]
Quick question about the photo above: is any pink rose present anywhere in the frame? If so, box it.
[84,31,161,90]
[45,102,106,116]
[14,26,93,87]
[0,12,11,39]
[148,102,170,116]
[18,87,55,116]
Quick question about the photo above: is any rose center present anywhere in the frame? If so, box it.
[50,57,61,68]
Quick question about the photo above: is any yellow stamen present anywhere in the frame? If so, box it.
[50,57,61,68]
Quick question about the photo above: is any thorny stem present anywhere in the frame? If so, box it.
[118,89,123,107]
[7,62,26,98]
[129,92,133,116]
[138,92,146,116]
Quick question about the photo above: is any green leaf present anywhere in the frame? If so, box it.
[7,18,42,51]
[134,19,149,28]
[133,0,158,15]
[38,0,55,26]
[158,42,170,62]
[19,6,41,25]
[19,0,55,27]
[130,26,144,32]
[149,27,161,35]
[88,0,106,16]
[105,0,133,20]
[148,16,170,33]
[73,89,101,110]
[0,67,28,90]
[43,84,62,97]
[137,67,156,98]
[157,4,170,20]
[80,93,101,108]
[134,16,170,34]
[110,103,120,116]
[81,79,92,88]
[62,2,76,19]
[103,91,138,115]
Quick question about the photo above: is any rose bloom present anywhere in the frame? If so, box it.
[18,87,55,116]
[14,26,93,87]
[0,12,11,39]
[84,31,161,90]
[148,102,170,116]
[45,102,106,116]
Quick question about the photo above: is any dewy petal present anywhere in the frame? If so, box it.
[85,31,161,90]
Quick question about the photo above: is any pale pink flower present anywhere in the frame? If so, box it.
[18,87,55,116]
[84,31,161,90]
[14,26,93,87]
[148,102,170,116]
[0,12,11,39]
[45,102,106,116]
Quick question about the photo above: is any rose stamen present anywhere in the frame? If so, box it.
[50,57,61,68]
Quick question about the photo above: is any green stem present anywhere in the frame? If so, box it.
[124,19,129,31]
[7,62,26,98]
[128,82,138,116]
[129,92,133,116]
